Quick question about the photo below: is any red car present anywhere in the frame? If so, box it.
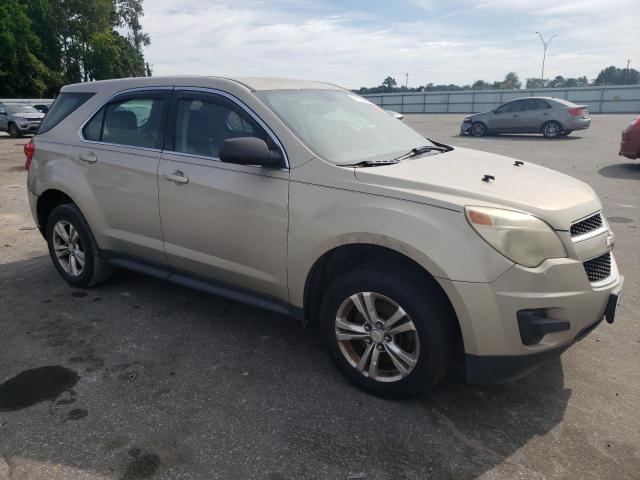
[619,116,640,159]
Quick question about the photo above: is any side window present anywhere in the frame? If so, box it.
[173,95,269,158]
[536,99,551,109]
[499,102,518,113]
[38,92,94,134]
[83,107,104,141]
[82,93,166,149]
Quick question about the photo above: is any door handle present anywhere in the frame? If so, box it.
[79,152,97,163]
[163,171,189,184]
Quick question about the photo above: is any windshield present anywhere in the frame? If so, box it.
[256,89,431,165]
[6,104,40,114]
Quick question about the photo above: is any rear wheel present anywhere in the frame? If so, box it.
[470,122,487,137]
[46,203,112,288]
[320,263,454,399]
[542,121,562,138]
[8,123,21,138]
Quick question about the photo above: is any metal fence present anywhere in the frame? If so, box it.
[363,85,640,114]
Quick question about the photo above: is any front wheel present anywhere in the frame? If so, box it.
[46,203,112,288]
[8,123,21,138]
[542,121,562,138]
[320,263,454,399]
[470,122,487,137]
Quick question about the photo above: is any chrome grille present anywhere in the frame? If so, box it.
[583,253,611,283]
[571,213,603,237]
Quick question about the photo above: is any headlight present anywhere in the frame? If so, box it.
[463,116,472,123]
[15,117,28,125]
[465,206,567,267]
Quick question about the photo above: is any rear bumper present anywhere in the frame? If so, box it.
[564,117,591,131]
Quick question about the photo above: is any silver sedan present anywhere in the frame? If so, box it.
[461,97,591,138]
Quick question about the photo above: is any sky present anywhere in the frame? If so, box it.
[140,0,640,89]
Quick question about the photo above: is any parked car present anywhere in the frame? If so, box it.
[619,115,640,159]
[0,102,46,137]
[33,104,51,114]
[25,77,622,398]
[385,109,404,121]
[461,97,590,138]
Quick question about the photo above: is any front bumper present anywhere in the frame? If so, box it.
[437,253,623,384]
[460,121,472,135]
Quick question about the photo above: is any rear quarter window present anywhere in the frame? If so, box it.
[37,92,95,134]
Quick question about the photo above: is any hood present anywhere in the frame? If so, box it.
[353,147,601,230]
[13,113,45,120]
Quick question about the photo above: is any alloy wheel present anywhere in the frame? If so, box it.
[52,220,85,277]
[334,292,420,382]
[544,122,560,137]
[471,123,485,137]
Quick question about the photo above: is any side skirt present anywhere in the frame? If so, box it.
[103,251,304,321]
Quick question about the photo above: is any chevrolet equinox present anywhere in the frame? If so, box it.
[25,77,623,398]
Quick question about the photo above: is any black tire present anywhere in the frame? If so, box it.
[320,263,454,399]
[46,203,112,288]
[8,123,21,138]
[542,121,562,138]
[470,121,487,137]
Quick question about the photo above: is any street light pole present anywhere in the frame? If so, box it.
[535,32,557,80]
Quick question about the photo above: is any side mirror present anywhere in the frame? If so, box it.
[493,109,502,114]
[220,137,283,168]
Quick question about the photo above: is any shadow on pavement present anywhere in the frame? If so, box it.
[0,256,571,479]
[598,162,640,180]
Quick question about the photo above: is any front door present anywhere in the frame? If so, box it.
[72,90,170,265]
[158,90,289,301]
[489,100,524,132]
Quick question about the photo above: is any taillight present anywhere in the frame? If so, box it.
[568,107,584,116]
[24,140,35,170]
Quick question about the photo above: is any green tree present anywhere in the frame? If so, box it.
[595,65,640,85]
[381,76,397,92]
[0,0,60,97]
[526,78,546,89]
[502,72,521,89]
[471,80,490,89]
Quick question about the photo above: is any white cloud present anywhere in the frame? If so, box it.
[140,0,640,88]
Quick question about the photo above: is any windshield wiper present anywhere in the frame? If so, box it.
[342,159,400,168]
[394,142,453,162]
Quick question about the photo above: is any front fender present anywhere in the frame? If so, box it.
[287,180,514,308]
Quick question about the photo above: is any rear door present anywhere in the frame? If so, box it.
[518,99,552,132]
[73,89,170,265]
[157,89,289,300]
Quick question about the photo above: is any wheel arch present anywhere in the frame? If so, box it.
[36,188,85,234]
[302,242,463,352]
